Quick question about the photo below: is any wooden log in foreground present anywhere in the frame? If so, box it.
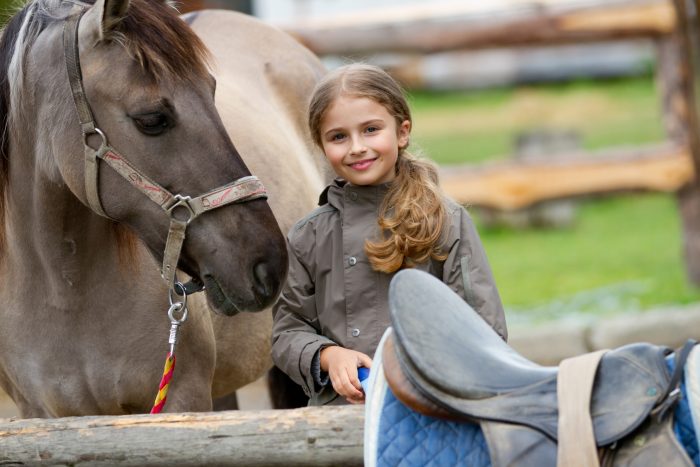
[0,406,364,466]
[281,0,676,55]
[441,143,694,210]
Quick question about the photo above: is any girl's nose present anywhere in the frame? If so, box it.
[350,137,367,155]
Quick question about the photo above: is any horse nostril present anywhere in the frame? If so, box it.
[253,261,276,300]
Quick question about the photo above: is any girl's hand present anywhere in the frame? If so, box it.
[320,346,373,404]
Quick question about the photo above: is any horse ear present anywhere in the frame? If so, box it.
[101,0,130,31]
[80,0,130,43]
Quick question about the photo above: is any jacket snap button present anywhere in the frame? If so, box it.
[349,192,358,201]
[351,328,361,337]
[349,256,357,266]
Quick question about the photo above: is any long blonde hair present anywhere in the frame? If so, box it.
[308,64,447,273]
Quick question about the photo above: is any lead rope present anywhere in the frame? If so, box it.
[150,354,175,414]
[150,284,189,414]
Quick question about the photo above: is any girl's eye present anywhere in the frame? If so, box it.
[366,126,378,133]
[132,112,171,136]
[331,133,345,141]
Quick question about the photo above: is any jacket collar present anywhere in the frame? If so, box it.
[319,178,391,210]
[318,178,346,206]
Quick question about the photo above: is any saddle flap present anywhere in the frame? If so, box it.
[388,269,556,399]
[481,421,557,467]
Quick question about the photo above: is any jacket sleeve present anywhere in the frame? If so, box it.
[271,236,336,397]
[442,204,508,341]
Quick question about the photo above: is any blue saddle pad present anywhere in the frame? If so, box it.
[375,389,490,467]
[365,329,700,467]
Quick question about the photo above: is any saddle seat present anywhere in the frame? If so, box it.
[385,269,673,445]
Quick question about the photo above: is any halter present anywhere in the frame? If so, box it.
[62,11,267,293]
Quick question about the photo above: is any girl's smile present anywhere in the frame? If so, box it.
[349,158,377,170]
[319,95,410,186]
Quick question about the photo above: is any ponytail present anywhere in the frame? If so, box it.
[365,151,447,273]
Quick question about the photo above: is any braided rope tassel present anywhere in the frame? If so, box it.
[150,352,176,414]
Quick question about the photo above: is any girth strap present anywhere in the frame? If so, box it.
[557,349,608,467]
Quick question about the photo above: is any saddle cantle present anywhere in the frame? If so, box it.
[383,269,693,466]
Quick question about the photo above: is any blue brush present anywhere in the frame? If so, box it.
[358,367,370,393]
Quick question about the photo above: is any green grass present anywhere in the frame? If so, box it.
[409,77,666,165]
[475,194,700,320]
[408,76,700,318]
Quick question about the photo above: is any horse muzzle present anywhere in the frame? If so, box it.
[202,258,285,316]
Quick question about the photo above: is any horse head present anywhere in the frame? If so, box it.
[6,0,288,315]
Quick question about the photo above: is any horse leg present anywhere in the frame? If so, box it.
[267,365,308,409]
[13,397,51,419]
[213,391,239,411]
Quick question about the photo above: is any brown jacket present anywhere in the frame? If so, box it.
[271,180,507,405]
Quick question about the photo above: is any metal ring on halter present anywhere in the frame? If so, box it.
[166,194,197,224]
[168,282,188,306]
[83,127,108,149]
[168,283,188,323]
[167,301,188,324]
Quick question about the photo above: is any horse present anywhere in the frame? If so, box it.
[0,0,326,417]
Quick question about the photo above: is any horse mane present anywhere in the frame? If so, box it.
[0,6,30,253]
[0,0,211,256]
[108,0,211,85]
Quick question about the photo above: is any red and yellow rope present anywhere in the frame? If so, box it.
[150,352,176,414]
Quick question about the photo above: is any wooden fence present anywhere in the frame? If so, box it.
[282,0,676,55]
[0,406,364,466]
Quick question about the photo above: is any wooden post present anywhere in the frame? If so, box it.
[0,406,364,466]
[663,0,700,284]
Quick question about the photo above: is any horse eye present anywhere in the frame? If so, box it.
[132,112,170,136]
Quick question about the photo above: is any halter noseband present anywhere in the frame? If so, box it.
[62,11,267,293]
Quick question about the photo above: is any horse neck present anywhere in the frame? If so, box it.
[2,140,135,305]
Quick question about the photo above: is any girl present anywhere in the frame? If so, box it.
[271,63,507,406]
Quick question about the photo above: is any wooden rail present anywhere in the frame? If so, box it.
[281,0,676,55]
[0,406,364,466]
[441,143,693,209]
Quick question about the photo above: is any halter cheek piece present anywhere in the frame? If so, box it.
[63,11,267,293]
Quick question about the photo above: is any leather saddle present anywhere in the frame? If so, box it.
[382,269,694,466]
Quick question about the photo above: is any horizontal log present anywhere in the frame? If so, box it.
[281,0,676,55]
[390,39,654,90]
[440,143,694,210]
[0,406,364,466]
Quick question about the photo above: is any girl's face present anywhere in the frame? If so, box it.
[319,95,410,186]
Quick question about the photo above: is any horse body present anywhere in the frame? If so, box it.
[0,0,320,417]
